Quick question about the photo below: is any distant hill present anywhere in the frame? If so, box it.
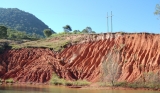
[0,8,55,36]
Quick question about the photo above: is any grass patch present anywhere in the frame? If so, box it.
[49,73,90,86]
[115,81,128,87]
[98,81,160,90]
[98,82,111,87]
[5,78,14,83]
[72,80,90,86]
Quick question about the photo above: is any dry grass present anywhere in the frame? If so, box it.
[0,34,87,52]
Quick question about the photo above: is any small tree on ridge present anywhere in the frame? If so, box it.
[43,29,52,37]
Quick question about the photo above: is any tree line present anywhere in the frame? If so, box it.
[0,25,96,39]
[43,25,96,37]
[0,25,42,40]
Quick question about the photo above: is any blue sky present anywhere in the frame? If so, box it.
[0,0,160,33]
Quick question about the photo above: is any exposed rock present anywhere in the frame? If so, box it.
[0,48,58,83]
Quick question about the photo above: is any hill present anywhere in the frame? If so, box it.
[0,8,55,35]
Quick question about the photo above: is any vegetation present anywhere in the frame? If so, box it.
[49,73,66,85]
[63,25,72,33]
[138,71,160,89]
[1,25,43,41]
[5,78,14,83]
[82,27,95,34]
[85,27,92,33]
[0,8,55,36]
[49,73,90,86]
[0,21,97,51]
[0,31,79,52]
[101,44,160,89]
[9,32,87,51]
[43,29,53,37]
[72,80,90,86]
[154,4,160,16]
[0,26,7,39]
[114,72,160,89]
[100,79,160,90]
[0,26,43,53]
[101,45,120,86]
[0,42,8,53]
[7,28,42,40]
[73,30,81,34]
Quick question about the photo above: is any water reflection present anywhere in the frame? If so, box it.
[0,85,49,93]
[0,85,159,93]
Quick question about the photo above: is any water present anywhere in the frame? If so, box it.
[0,85,159,93]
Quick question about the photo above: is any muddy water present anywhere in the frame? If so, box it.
[0,85,159,93]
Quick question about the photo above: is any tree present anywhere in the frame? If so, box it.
[73,30,81,34]
[63,25,72,33]
[7,29,42,40]
[154,4,160,16]
[82,29,88,33]
[82,27,95,34]
[0,26,7,39]
[43,29,52,37]
[86,27,92,33]
[101,46,120,86]
[91,31,96,33]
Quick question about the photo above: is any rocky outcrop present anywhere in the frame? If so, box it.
[0,33,160,83]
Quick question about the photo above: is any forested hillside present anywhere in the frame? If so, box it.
[0,8,55,35]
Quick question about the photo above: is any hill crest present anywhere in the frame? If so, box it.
[0,8,55,35]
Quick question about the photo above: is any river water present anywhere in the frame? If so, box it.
[0,85,159,93]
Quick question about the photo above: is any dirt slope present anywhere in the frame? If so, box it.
[0,33,160,83]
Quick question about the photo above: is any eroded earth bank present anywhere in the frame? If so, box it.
[0,33,160,83]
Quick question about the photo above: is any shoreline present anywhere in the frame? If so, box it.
[1,82,160,91]
[80,86,160,91]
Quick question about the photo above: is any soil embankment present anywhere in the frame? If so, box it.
[0,33,160,83]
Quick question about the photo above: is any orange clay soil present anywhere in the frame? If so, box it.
[0,33,160,83]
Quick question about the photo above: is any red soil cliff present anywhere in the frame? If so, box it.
[0,33,160,83]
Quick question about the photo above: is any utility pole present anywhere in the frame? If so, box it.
[107,11,113,33]
[107,12,109,32]
[111,11,113,33]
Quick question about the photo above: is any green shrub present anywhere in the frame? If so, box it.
[73,80,90,86]
[49,74,66,85]
[115,81,127,87]
[127,82,146,89]
[127,82,140,89]
[65,81,73,86]
[5,78,14,83]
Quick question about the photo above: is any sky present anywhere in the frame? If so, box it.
[0,0,160,33]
